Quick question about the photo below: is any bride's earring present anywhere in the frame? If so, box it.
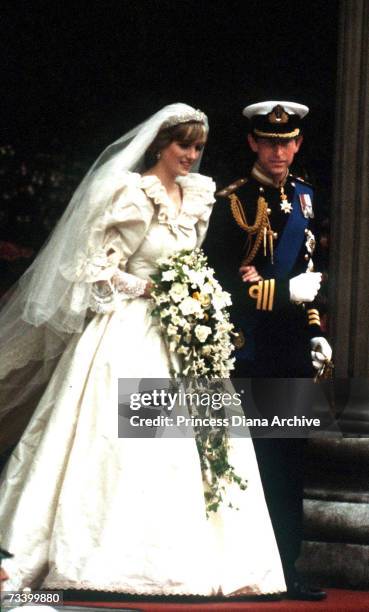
[156,152,161,160]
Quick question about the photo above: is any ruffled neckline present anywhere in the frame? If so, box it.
[138,173,215,231]
[140,172,214,204]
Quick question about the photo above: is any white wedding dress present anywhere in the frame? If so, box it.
[0,172,286,597]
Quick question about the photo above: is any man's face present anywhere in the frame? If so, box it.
[248,134,303,182]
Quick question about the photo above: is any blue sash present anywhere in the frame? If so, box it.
[263,181,313,280]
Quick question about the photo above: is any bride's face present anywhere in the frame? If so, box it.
[159,139,205,177]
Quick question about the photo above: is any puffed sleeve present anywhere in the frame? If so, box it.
[86,173,155,313]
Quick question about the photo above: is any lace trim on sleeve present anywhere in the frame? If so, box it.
[89,271,147,314]
[112,270,147,297]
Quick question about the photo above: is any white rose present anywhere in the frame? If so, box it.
[202,282,214,294]
[179,296,203,316]
[187,269,205,287]
[162,269,177,282]
[194,324,212,343]
[169,282,189,303]
[212,292,231,310]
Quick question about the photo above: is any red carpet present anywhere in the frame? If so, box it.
[65,588,369,611]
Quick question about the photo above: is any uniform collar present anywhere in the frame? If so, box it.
[251,162,289,189]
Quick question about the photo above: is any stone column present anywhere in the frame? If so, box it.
[329,0,369,376]
[299,437,369,589]
[299,1,369,589]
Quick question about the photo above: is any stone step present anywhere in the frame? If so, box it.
[304,466,369,496]
[305,486,369,504]
[304,499,369,544]
[306,437,369,468]
[298,541,369,589]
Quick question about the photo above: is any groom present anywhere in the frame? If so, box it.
[204,100,332,600]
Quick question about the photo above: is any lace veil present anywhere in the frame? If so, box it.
[0,103,209,431]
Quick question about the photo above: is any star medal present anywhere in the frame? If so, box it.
[280,186,292,214]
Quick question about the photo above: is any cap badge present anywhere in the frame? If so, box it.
[268,105,289,124]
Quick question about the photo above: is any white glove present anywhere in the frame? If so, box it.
[289,272,322,303]
[310,336,332,370]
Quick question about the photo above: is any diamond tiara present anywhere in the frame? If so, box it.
[161,109,207,129]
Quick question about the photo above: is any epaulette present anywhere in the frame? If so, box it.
[216,178,248,198]
[290,173,313,187]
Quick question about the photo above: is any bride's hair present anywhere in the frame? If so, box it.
[144,121,207,169]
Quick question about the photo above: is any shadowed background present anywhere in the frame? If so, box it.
[0,0,338,262]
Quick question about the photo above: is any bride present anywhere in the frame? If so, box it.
[0,103,286,597]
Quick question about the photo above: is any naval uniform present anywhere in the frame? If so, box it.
[203,162,325,587]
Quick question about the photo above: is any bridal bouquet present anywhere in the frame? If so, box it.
[151,249,246,513]
[150,248,235,378]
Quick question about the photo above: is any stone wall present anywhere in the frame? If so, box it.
[298,437,369,588]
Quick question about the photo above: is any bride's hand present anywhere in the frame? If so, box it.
[143,279,154,298]
[239,265,263,282]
